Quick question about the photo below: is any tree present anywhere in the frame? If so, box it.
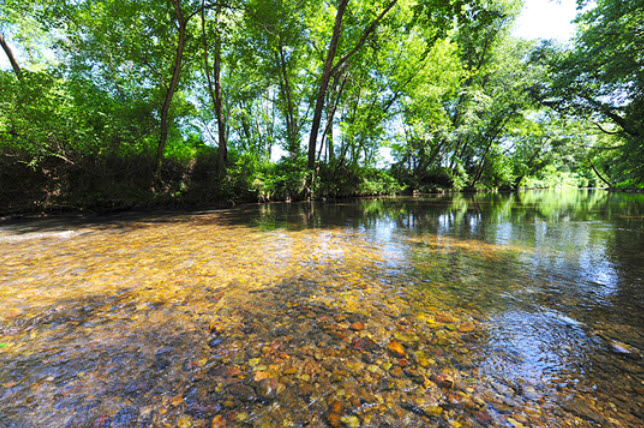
[242,0,316,159]
[45,0,212,180]
[540,0,644,187]
[307,0,399,168]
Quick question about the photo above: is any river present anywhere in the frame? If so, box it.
[0,189,642,427]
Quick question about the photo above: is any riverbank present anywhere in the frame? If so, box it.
[4,185,627,223]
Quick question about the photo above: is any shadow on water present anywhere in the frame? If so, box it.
[0,292,207,427]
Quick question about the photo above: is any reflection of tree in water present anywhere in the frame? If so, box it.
[331,190,644,426]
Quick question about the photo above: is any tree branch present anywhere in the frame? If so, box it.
[579,94,640,137]
[587,155,612,187]
[0,32,22,78]
[330,0,398,77]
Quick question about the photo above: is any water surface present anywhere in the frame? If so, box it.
[0,190,642,427]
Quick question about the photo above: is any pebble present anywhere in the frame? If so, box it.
[208,338,223,347]
[404,368,425,384]
[211,414,226,428]
[458,323,475,333]
[390,367,404,377]
[340,415,360,427]
[562,399,603,422]
[235,412,249,422]
[177,415,193,428]
[352,337,379,351]
[350,321,365,331]
[227,383,257,402]
[257,378,278,402]
[327,400,344,427]
[110,407,139,428]
[432,374,454,389]
[386,341,406,357]
[507,417,526,428]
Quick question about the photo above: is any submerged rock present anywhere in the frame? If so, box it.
[340,415,360,428]
[386,341,406,357]
[257,378,278,402]
[609,340,640,357]
[562,399,603,422]
[208,338,223,348]
[210,414,226,428]
[352,337,379,352]
[226,383,257,402]
[350,321,365,331]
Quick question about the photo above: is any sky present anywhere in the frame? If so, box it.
[513,0,580,42]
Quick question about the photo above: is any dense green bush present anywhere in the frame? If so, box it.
[392,165,457,193]
[613,179,644,191]
[314,162,403,198]
[250,156,311,202]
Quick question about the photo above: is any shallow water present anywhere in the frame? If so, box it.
[0,189,642,427]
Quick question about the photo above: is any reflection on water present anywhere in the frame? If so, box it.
[0,189,642,427]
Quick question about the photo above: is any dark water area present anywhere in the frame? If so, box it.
[0,189,642,427]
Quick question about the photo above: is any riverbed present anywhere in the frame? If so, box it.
[1,190,642,427]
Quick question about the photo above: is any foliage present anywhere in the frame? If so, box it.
[315,162,404,198]
[2,0,641,214]
[248,156,310,202]
[536,0,644,188]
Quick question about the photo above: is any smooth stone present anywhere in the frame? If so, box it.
[257,378,278,402]
[340,415,360,428]
[226,383,257,402]
[386,341,406,357]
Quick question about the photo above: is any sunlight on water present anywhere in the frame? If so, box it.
[0,189,642,427]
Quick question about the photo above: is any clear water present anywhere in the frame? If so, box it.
[0,189,642,427]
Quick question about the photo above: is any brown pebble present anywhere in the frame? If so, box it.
[386,341,406,357]
[432,374,454,389]
[436,313,456,323]
[473,410,492,424]
[459,323,475,333]
[283,367,297,375]
[352,337,379,351]
[390,367,404,377]
[350,321,365,331]
[211,414,226,428]
[328,412,342,428]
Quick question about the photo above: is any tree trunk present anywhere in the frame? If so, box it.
[417,139,447,177]
[154,0,187,180]
[307,0,349,168]
[514,147,542,189]
[202,2,227,175]
[278,46,298,158]
[213,7,227,174]
[0,33,22,78]
[320,71,349,162]
[471,140,494,186]
[308,0,398,168]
